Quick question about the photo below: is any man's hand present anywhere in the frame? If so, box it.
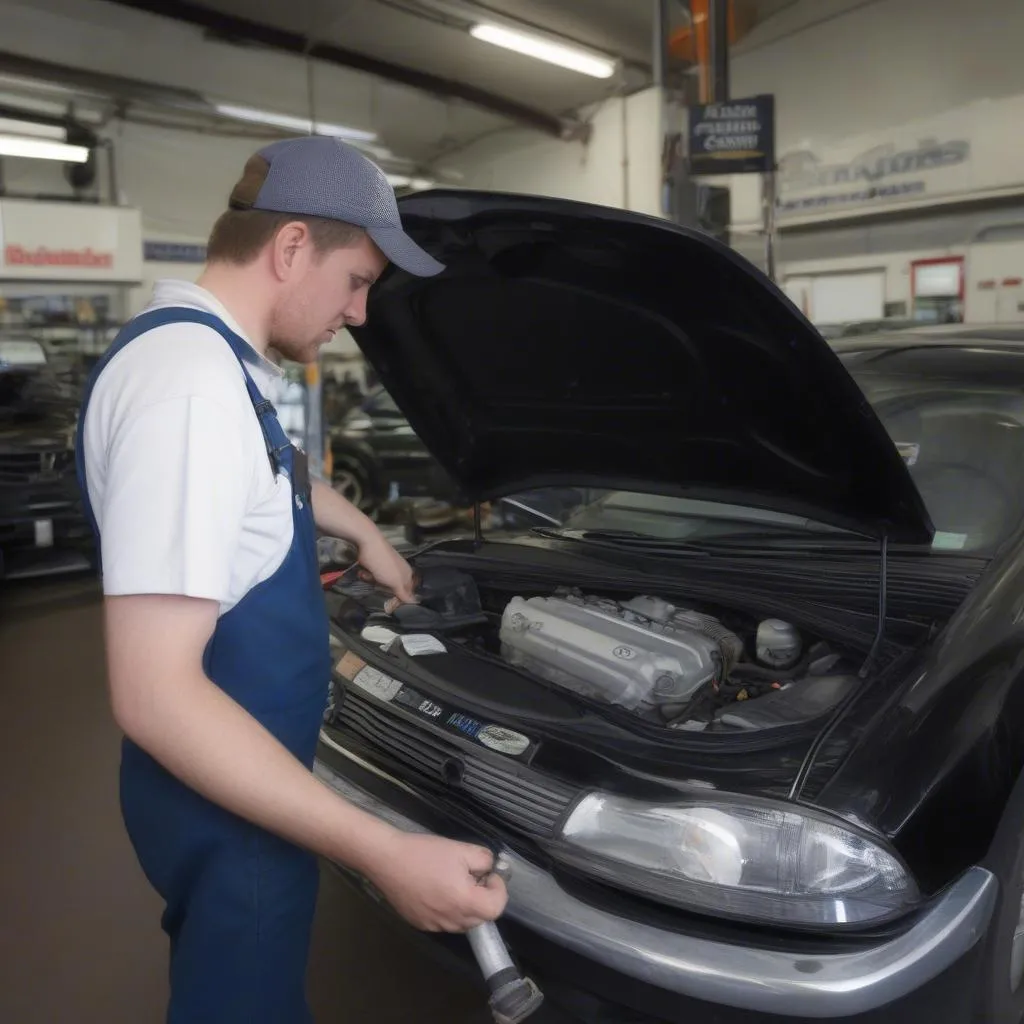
[311,479,416,602]
[357,531,417,604]
[366,834,509,932]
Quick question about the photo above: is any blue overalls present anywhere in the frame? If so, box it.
[76,308,332,1023]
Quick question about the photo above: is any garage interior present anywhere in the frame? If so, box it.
[4,1,1024,1022]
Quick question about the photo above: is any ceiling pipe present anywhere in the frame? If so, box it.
[106,0,588,140]
[0,50,440,178]
[0,49,211,116]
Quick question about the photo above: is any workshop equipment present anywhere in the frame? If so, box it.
[467,854,544,1024]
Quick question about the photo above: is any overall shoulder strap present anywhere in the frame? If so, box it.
[76,306,291,548]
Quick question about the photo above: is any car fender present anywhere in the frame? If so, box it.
[816,528,1024,894]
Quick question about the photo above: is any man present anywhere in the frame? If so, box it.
[77,136,507,1023]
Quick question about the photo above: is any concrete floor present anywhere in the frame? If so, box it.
[0,575,496,1024]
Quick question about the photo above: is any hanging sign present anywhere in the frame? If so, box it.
[688,94,776,176]
[0,199,142,282]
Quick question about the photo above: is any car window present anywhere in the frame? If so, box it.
[849,372,1024,555]
[502,366,1024,557]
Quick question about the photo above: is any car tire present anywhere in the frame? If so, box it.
[331,453,375,513]
[975,770,1024,1022]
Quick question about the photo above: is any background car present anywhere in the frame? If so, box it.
[0,335,93,581]
[329,386,460,512]
[816,317,921,340]
[315,191,1024,1024]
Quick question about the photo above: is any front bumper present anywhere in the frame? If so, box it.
[315,731,997,1021]
[0,504,93,579]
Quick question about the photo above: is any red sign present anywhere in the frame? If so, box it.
[4,244,114,269]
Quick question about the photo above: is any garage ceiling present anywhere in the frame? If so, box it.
[106,0,798,131]
[0,0,800,174]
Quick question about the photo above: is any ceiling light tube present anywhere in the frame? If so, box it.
[214,103,377,143]
[386,174,436,191]
[0,135,89,162]
[469,23,617,79]
[0,116,66,141]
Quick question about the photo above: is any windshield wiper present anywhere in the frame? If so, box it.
[530,527,713,555]
[688,530,943,556]
[531,526,946,560]
[499,497,563,526]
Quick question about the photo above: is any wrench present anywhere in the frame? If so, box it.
[467,853,545,1024]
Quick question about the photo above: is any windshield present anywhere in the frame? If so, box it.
[363,388,401,416]
[498,359,1024,556]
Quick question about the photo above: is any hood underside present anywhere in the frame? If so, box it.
[350,191,933,544]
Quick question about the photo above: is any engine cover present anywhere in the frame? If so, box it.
[499,593,724,719]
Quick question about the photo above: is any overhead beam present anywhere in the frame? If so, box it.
[0,48,210,114]
[106,0,585,140]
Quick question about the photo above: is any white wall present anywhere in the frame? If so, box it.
[451,88,664,216]
[781,250,937,319]
[732,0,1024,151]
[779,238,1024,325]
[724,0,1024,229]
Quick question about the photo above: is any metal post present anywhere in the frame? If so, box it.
[305,360,324,480]
[708,0,730,104]
[653,0,669,88]
[102,138,119,205]
[763,167,778,282]
[653,0,672,219]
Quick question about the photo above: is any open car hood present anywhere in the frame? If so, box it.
[349,191,933,543]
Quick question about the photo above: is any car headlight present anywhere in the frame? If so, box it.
[553,792,918,929]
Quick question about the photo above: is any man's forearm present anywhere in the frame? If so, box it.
[311,478,380,546]
[310,479,416,602]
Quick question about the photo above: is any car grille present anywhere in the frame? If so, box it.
[0,450,74,485]
[336,687,579,838]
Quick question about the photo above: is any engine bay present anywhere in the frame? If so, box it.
[331,566,860,733]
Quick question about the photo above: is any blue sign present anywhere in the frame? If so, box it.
[144,241,207,263]
[688,94,776,176]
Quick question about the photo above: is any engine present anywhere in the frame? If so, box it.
[500,589,749,721]
[331,565,856,732]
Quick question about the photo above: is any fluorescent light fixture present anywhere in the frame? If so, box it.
[0,116,65,140]
[469,23,616,79]
[0,135,89,162]
[386,174,436,191]
[214,103,377,143]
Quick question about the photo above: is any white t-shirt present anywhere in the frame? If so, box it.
[83,280,296,615]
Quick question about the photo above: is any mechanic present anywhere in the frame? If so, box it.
[76,136,507,1023]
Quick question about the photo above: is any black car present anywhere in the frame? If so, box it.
[315,192,1024,1023]
[816,318,920,341]
[0,336,93,580]
[330,386,458,511]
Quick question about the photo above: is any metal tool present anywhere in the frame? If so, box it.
[468,853,544,1024]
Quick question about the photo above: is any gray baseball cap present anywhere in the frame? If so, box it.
[228,136,444,277]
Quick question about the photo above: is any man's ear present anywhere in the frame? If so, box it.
[272,221,312,279]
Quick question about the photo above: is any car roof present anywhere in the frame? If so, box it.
[0,335,48,367]
[830,323,1024,354]
[833,325,1024,381]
